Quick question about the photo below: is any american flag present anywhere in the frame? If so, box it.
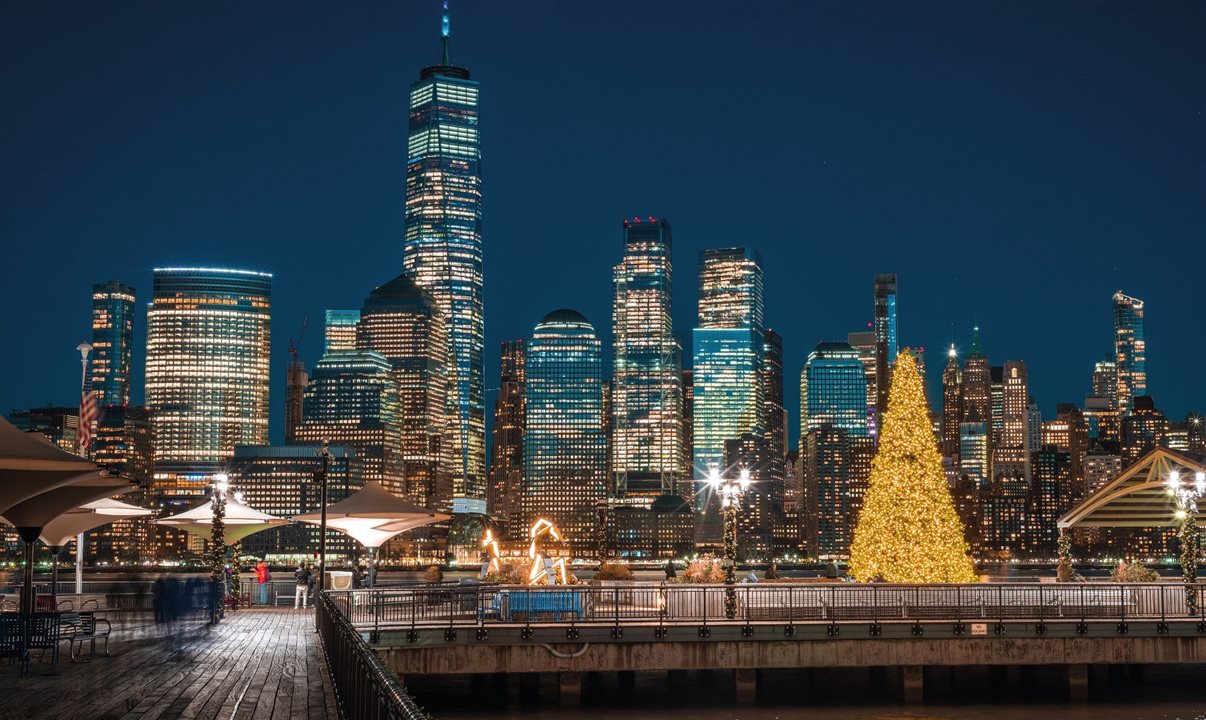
[79,389,97,457]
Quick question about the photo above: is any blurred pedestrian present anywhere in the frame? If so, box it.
[255,560,271,604]
[293,562,309,609]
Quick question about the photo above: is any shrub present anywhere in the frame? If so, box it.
[484,558,527,585]
[1111,561,1159,582]
[594,562,634,581]
[424,565,444,584]
[676,555,726,584]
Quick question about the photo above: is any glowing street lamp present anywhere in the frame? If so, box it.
[708,465,752,619]
[1165,469,1204,612]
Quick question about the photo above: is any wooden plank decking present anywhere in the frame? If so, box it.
[0,608,337,720]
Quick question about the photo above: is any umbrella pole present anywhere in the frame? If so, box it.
[21,536,36,616]
[51,547,62,600]
[368,547,377,588]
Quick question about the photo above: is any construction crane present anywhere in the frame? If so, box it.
[288,316,309,360]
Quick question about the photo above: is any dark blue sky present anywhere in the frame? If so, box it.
[3,1,1204,447]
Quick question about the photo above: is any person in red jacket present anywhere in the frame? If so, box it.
[255,560,271,605]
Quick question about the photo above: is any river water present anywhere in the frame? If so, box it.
[413,665,1206,719]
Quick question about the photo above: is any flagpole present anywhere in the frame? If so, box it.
[75,342,92,596]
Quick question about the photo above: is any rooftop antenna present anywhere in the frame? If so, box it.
[441,0,451,65]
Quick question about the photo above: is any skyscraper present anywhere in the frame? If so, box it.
[692,247,764,506]
[357,274,450,510]
[488,339,526,535]
[873,273,898,416]
[402,4,485,511]
[960,326,991,479]
[940,345,962,457]
[1113,291,1146,415]
[611,217,681,496]
[522,310,606,555]
[145,267,271,499]
[994,360,1030,483]
[761,328,787,527]
[323,309,361,354]
[846,330,878,423]
[89,404,154,563]
[90,280,135,407]
[295,350,402,490]
[284,357,307,444]
[800,342,872,437]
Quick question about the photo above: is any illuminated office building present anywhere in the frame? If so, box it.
[145,267,271,501]
[761,328,786,528]
[8,407,79,454]
[228,444,361,559]
[993,360,1030,483]
[295,351,402,491]
[284,358,307,444]
[1113,291,1146,415]
[1028,447,1072,557]
[960,326,991,477]
[692,247,764,511]
[90,280,135,406]
[940,345,962,457]
[873,273,897,416]
[989,366,1005,447]
[324,309,361,354]
[1085,450,1123,493]
[800,342,870,437]
[1092,354,1118,405]
[89,405,154,564]
[681,369,694,480]
[724,433,774,559]
[1121,396,1167,465]
[402,5,485,511]
[959,413,990,485]
[1042,404,1089,495]
[356,274,449,510]
[611,217,682,498]
[847,330,878,423]
[522,310,607,555]
[487,340,525,534]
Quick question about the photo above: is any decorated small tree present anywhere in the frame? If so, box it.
[849,351,978,583]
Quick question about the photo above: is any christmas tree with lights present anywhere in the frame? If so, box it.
[850,350,978,583]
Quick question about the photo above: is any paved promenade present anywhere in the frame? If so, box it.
[0,608,335,720]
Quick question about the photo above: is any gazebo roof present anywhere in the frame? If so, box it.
[38,498,152,549]
[293,481,450,548]
[157,495,288,544]
[1058,447,1206,529]
[0,417,114,516]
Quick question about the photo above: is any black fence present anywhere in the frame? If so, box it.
[317,591,430,720]
[326,581,1206,634]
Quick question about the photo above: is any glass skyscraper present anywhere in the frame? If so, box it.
[402,7,485,511]
[522,310,606,555]
[145,267,271,498]
[91,280,136,406]
[1112,291,1146,415]
[323,309,361,355]
[611,217,682,495]
[692,247,764,508]
[357,274,450,511]
[488,340,526,534]
[800,341,870,437]
[873,273,897,416]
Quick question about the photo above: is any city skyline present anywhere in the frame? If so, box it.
[3,1,1204,448]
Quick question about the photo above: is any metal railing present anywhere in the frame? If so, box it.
[325,581,1206,635]
[317,590,430,720]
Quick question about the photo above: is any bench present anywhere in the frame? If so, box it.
[486,590,585,622]
[0,614,26,673]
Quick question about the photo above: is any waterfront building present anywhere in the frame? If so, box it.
[800,342,870,437]
[90,280,135,407]
[761,329,787,533]
[801,426,873,558]
[295,351,402,492]
[940,345,962,457]
[1029,446,1072,557]
[992,361,1031,483]
[980,476,1028,558]
[611,217,682,499]
[227,444,362,560]
[402,6,485,511]
[89,405,154,564]
[681,369,694,480]
[1113,291,1146,415]
[692,248,764,511]
[324,310,361,354]
[8,407,79,454]
[605,494,694,560]
[873,273,897,416]
[960,326,991,476]
[774,449,803,554]
[522,310,607,556]
[357,273,450,511]
[1043,404,1089,495]
[724,433,775,559]
[958,413,990,485]
[145,267,271,502]
[1121,395,1168,465]
[487,340,525,535]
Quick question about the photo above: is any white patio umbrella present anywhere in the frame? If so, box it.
[293,481,450,586]
[156,494,288,544]
[33,498,152,592]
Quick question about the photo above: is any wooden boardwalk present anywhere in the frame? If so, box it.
[0,608,337,720]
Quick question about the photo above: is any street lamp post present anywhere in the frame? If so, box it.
[317,440,330,595]
[210,473,229,623]
[1165,469,1205,613]
[707,465,751,619]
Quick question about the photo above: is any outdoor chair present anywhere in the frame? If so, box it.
[65,613,111,661]
[57,599,74,612]
[0,614,26,673]
[27,612,61,665]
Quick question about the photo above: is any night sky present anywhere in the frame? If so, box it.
[3,1,1204,448]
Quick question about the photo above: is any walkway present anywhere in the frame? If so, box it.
[0,608,336,720]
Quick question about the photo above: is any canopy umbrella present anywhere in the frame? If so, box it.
[16,498,153,593]
[0,417,100,516]
[293,481,451,586]
[156,495,288,544]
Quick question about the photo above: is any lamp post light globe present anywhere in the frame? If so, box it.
[708,465,753,619]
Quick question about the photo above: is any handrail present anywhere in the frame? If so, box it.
[316,590,430,720]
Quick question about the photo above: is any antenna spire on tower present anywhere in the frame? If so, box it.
[441,0,451,65]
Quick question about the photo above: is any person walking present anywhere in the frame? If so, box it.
[293,562,309,609]
[255,560,271,605]
[307,562,318,600]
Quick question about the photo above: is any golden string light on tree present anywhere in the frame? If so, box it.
[849,350,978,583]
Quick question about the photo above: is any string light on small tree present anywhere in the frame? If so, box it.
[1165,469,1204,612]
[849,351,978,583]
